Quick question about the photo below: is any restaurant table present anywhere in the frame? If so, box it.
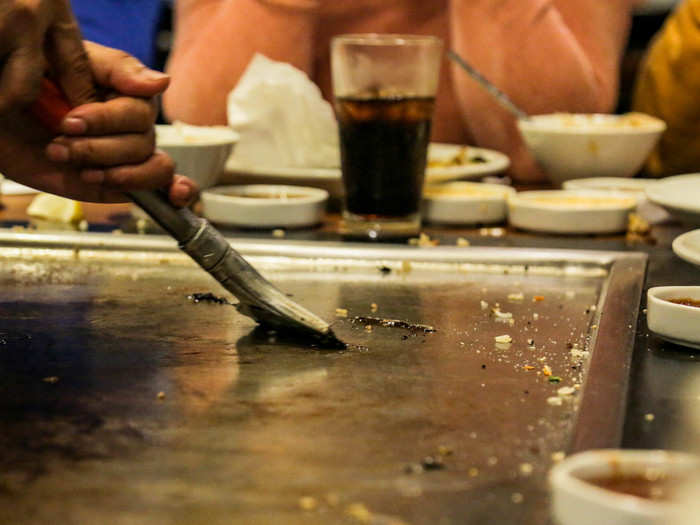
[0,192,698,524]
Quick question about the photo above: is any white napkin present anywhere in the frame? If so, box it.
[227,53,340,168]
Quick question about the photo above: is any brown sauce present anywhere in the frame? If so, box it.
[584,473,682,501]
[668,297,700,308]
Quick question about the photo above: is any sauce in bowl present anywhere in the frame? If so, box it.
[584,472,685,501]
[667,298,700,308]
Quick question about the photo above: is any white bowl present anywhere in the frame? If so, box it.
[550,449,700,525]
[672,229,700,268]
[507,190,637,234]
[422,181,515,225]
[517,112,666,186]
[645,174,700,226]
[647,286,700,350]
[201,184,328,228]
[156,123,239,189]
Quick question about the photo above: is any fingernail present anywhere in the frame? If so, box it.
[138,68,170,82]
[81,170,105,184]
[46,143,70,163]
[62,117,87,135]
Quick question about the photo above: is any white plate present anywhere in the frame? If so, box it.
[647,286,700,350]
[201,184,328,228]
[672,229,700,267]
[422,181,515,225]
[223,143,510,197]
[645,174,700,226]
[507,190,637,234]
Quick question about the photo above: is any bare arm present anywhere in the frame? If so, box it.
[449,0,639,182]
[163,0,319,125]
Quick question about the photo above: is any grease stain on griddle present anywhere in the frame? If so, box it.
[350,316,436,334]
[187,292,232,305]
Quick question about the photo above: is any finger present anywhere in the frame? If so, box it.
[60,96,155,136]
[83,41,170,98]
[79,150,175,191]
[47,130,156,167]
[0,45,46,112]
[46,2,98,105]
[167,175,199,208]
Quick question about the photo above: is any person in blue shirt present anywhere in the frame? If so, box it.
[71,0,166,69]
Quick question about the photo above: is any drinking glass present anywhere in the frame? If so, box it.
[331,34,443,239]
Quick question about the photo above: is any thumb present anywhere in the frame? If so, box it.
[84,41,170,98]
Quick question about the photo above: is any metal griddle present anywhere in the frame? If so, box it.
[0,231,646,524]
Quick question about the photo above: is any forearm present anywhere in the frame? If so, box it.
[448,0,636,181]
[163,0,319,125]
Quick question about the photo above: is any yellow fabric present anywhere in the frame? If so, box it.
[633,0,700,176]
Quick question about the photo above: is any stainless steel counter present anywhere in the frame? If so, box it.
[0,232,646,524]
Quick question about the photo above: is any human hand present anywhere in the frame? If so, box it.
[0,41,197,205]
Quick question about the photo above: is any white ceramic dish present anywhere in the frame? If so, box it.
[672,229,700,267]
[422,181,515,225]
[647,286,700,350]
[563,177,659,201]
[156,123,239,190]
[200,184,328,228]
[224,143,510,197]
[1,179,39,195]
[645,174,700,226]
[550,449,700,525]
[517,112,666,186]
[507,190,637,234]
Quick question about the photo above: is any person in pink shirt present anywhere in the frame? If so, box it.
[163,0,640,183]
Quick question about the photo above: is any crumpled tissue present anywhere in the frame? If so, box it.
[227,53,340,168]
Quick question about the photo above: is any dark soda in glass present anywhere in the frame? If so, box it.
[334,95,435,218]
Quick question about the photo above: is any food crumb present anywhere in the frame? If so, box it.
[519,463,534,476]
[157,391,166,400]
[298,496,318,511]
[468,467,479,477]
[365,325,373,332]
[456,237,471,247]
[272,228,286,238]
[511,492,524,504]
[533,313,539,321]
[507,292,524,302]
[346,502,373,523]
[437,445,453,457]
[557,386,576,396]
[542,365,552,376]
[370,302,378,313]
[487,456,499,466]
[409,232,439,247]
[551,451,566,463]
[533,295,545,302]
[644,413,655,422]
[480,300,489,310]
[335,308,349,318]
[495,334,513,344]
[547,396,563,406]
[42,376,59,384]
[523,365,535,371]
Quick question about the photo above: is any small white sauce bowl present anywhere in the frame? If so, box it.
[549,449,700,525]
[647,286,700,350]
[507,190,637,234]
[201,184,328,228]
[422,181,515,225]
